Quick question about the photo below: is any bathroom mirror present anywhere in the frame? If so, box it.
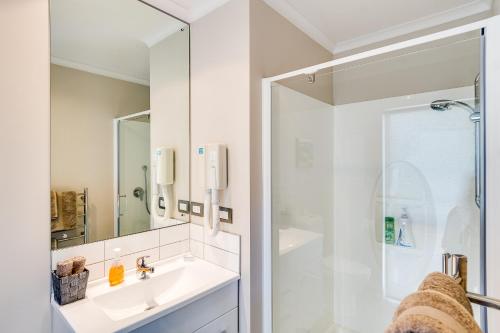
[49,0,190,249]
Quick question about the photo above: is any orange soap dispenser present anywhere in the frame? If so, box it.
[109,247,124,286]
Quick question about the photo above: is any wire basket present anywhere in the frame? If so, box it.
[52,269,89,305]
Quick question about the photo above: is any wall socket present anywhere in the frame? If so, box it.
[189,202,232,224]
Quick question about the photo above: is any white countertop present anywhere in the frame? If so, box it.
[52,255,240,333]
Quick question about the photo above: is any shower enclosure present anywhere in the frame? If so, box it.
[114,111,151,237]
[262,17,500,333]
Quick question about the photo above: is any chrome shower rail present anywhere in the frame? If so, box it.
[442,253,500,310]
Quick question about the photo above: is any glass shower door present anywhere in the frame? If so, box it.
[270,30,483,333]
[117,113,151,237]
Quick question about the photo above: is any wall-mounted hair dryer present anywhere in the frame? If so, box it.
[200,144,228,236]
[152,147,174,223]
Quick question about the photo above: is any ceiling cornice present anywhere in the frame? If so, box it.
[333,0,492,53]
[142,0,232,22]
[263,0,492,54]
[51,57,150,86]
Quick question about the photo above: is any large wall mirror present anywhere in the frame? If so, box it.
[50,0,190,249]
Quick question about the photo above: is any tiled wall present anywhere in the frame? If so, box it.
[189,223,240,273]
[51,223,240,282]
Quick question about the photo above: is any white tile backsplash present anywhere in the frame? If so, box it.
[104,230,159,259]
[204,245,240,273]
[86,262,105,282]
[50,222,241,282]
[160,240,190,260]
[190,239,204,258]
[189,224,241,274]
[190,223,204,242]
[105,247,159,274]
[204,229,240,254]
[160,224,189,246]
[51,241,104,269]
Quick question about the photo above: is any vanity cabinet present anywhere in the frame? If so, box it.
[131,281,238,333]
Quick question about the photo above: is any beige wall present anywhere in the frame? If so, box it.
[191,1,332,331]
[190,0,252,331]
[51,65,150,241]
[0,0,51,332]
[332,33,481,105]
[150,28,190,223]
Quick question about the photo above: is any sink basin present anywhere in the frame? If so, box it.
[52,256,240,332]
[93,266,188,321]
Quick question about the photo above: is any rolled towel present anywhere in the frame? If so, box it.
[386,290,481,333]
[61,191,77,229]
[56,259,74,278]
[419,272,473,315]
[72,256,86,274]
[50,191,58,220]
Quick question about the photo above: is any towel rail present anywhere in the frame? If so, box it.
[442,253,500,311]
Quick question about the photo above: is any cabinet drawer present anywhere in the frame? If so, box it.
[194,308,238,333]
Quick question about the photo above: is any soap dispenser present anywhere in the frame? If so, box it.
[396,208,415,248]
[109,247,125,286]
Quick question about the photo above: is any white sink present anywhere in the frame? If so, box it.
[52,256,239,332]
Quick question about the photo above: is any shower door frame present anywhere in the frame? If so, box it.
[261,16,500,333]
[113,110,151,237]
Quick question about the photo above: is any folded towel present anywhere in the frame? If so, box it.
[56,259,73,278]
[72,256,86,274]
[61,191,77,229]
[50,191,58,220]
[419,272,473,315]
[385,290,481,333]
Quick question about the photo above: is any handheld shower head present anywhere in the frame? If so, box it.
[430,99,479,123]
[430,99,475,113]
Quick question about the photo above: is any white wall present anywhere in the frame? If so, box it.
[190,1,252,330]
[191,1,333,331]
[150,28,190,223]
[0,0,51,332]
[332,87,479,332]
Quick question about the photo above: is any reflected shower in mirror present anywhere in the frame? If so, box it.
[50,0,190,249]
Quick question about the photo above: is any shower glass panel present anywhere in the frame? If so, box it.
[270,30,483,332]
[117,114,151,237]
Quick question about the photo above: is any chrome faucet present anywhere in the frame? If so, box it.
[136,255,155,280]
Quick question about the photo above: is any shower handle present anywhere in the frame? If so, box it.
[474,120,481,208]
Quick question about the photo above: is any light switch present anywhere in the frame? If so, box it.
[220,209,229,220]
[177,200,190,214]
[219,206,232,224]
[191,202,204,217]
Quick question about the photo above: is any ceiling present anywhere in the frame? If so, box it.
[261,0,493,53]
[52,0,493,84]
[51,0,186,86]
[142,0,232,22]
[147,0,493,54]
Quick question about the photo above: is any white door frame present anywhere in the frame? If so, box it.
[113,110,151,237]
[262,16,500,333]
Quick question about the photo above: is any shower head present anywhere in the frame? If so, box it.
[142,165,148,171]
[430,99,479,122]
[430,99,475,113]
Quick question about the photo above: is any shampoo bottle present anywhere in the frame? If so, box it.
[109,248,125,286]
[396,208,415,248]
[384,216,395,245]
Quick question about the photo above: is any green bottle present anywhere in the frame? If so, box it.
[385,216,395,244]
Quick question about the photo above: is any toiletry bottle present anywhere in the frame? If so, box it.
[384,216,395,245]
[109,248,125,286]
[396,208,415,248]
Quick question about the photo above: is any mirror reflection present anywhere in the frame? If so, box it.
[50,0,190,249]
